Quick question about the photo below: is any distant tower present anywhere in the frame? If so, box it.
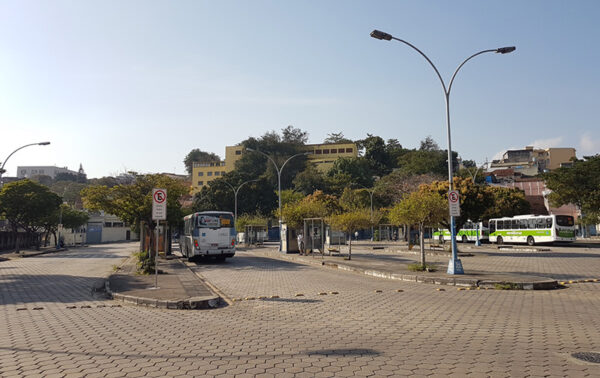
[78,163,85,175]
[77,163,87,183]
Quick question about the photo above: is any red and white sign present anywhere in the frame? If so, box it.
[152,188,167,220]
[448,190,460,217]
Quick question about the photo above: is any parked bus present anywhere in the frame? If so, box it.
[488,214,576,246]
[180,211,236,261]
[433,221,489,243]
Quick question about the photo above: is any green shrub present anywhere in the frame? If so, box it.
[134,250,155,275]
[407,263,437,272]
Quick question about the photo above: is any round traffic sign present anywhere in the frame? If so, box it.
[449,191,459,203]
[153,189,166,204]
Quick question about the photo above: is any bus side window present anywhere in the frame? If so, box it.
[527,219,535,229]
[546,217,552,228]
[497,220,503,230]
[520,219,528,229]
[490,221,496,233]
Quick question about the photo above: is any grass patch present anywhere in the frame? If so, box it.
[133,250,155,275]
[407,263,437,272]
[494,282,521,290]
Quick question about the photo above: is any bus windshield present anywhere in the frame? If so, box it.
[556,215,574,227]
[197,213,234,228]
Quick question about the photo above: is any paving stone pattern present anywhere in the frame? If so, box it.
[1,243,600,377]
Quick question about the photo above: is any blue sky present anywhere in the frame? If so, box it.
[1,1,599,178]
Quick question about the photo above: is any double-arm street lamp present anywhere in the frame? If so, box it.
[223,179,260,226]
[0,142,51,188]
[246,147,310,252]
[371,29,515,274]
[356,185,375,241]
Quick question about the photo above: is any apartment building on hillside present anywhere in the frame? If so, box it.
[489,146,576,176]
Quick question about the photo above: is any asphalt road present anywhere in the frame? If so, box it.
[1,242,599,377]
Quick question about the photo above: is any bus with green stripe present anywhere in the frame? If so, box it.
[433,221,489,243]
[488,214,575,246]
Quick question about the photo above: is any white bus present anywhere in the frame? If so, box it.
[433,221,489,243]
[180,211,236,262]
[488,214,576,246]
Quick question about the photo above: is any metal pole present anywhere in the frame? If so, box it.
[155,220,159,288]
[0,142,50,188]
[370,191,374,241]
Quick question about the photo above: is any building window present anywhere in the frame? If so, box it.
[221,171,226,175]
[198,181,203,186]
[112,222,124,228]
[330,149,337,154]
[235,150,242,155]
[198,172,204,176]
[315,149,322,154]
[39,170,45,174]
[346,148,353,153]
[215,171,220,176]
[207,172,213,176]
[104,222,112,228]
[323,149,329,154]
[210,162,215,167]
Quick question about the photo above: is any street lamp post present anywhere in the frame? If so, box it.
[246,148,310,252]
[0,142,51,187]
[370,29,515,274]
[357,185,375,241]
[223,179,260,226]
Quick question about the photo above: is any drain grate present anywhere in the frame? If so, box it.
[572,352,600,363]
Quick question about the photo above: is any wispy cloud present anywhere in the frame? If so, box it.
[529,136,564,149]
[579,132,600,155]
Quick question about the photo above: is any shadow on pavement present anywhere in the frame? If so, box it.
[0,274,106,305]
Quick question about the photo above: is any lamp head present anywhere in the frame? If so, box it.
[496,46,516,54]
[370,30,393,41]
[39,141,51,145]
[245,147,255,151]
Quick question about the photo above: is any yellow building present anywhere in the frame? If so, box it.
[191,143,358,194]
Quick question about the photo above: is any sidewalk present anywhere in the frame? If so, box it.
[250,244,560,290]
[106,254,221,309]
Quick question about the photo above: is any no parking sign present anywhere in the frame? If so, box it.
[448,190,460,217]
[152,188,167,220]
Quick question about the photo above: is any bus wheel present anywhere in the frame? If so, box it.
[527,236,535,246]
[497,236,503,245]
[462,235,468,243]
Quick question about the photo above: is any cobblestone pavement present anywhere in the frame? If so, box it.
[2,244,600,377]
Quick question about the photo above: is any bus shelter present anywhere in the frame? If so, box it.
[245,225,267,246]
[303,218,325,255]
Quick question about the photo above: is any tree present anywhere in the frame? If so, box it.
[419,136,440,151]
[375,171,442,207]
[389,190,447,267]
[327,209,372,260]
[82,174,188,253]
[482,186,531,220]
[356,134,390,176]
[544,155,600,226]
[183,149,221,175]
[293,164,327,195]
[0,179,62,252]
[281,190,341,230]
[324,132,353,144]
[281,125,308,144]
[40,204,89,247]
[327,157,376,191]
[420,177,494,232]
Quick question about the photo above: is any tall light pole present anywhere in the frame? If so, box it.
[371,29,515,274]
[223,179,260,226]
[246,148,310,252]
[0,142,51,187]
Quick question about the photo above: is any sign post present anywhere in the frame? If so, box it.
[152,188,167,288]
[448,190,460,217]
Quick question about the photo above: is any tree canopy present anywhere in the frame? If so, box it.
[544,155,600,225]
[183,149,221,175]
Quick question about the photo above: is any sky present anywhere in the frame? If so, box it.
[1,0,599,178]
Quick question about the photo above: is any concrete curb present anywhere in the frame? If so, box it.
[104,256,221,310]
[260,251,558,290]
[104,279,221,310]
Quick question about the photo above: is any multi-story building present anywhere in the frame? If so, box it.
[17,164,85,180]
[489,146,576,176]
[191,143,358,194]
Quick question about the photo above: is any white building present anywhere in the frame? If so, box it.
[17,165,82,179]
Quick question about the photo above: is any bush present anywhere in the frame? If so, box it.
[407,263,437,272]
[134,250,155,275]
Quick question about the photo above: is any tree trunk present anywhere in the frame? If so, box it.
[419,224,426,267]
[348,233,352,260]
[14,229,20,254]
